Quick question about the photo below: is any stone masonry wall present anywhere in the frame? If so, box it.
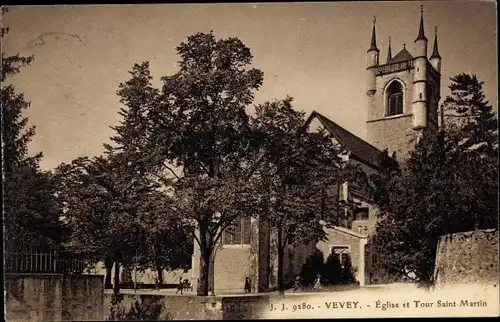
[191,219,259,294]
[5,274,104,322]
[367,114,415,159]
[103,292,271,320]
[433,229,499,288]
[366,67,416,159]
[213,245,256,293]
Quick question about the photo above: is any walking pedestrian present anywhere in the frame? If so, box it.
[176,277,183,295]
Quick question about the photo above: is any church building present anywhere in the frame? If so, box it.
[191,6,442,294]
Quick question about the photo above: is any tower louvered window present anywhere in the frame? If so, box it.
[387,81,404,116]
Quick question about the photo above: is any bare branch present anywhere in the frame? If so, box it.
[162,162,180,180]
[192,229,202,249]
[212,212,243,245]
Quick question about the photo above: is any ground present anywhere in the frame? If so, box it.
[106,282,418,296]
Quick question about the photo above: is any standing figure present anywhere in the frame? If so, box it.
[244,277,252,293]
[154,277,160,291]
[293,276,301,292]
[176,277,183,295]
[313,274,322,291]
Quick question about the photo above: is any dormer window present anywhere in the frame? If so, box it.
[386,81,404,116]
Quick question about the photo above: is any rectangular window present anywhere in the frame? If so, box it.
[354,207,369,220]
[332,246,350,266]
[233,219,242,244]
[223,224,235,244]
[243,217,252,244]
[372,253,378,265]
[341,253,349,266]
[222,217,252,245]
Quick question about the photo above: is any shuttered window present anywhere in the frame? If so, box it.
[386,81,404,116]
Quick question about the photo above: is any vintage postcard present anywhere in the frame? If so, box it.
[2,1,498,321]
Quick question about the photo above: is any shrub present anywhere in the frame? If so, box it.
[299,248,324,287]
[106,294,170,321]
[321,253,357,286]
[321,253,343,285]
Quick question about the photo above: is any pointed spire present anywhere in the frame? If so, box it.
[386,37,392,63]
[415,5,428,42]
[368,16,379,52]
[430,25,441,59]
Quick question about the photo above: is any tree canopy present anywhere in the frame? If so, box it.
[143,31,265,296]
[251,97,363,294]
[2,8,64,253]
[56,62,192,291]
[442,73,498,153]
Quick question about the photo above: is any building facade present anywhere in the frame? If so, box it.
[190,7,442,293]
[366,8,441,159]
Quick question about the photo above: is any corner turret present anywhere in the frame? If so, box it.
[412,5,428,131]
[366,16,379,96]
[414,5,428,58]
[386,37,392,63]
[430,26,442,73]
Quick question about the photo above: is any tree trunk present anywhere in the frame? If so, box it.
[155,257,164,285]
[277,228,285,296]
[104,256,113,289]
[198,250,211,296]
[113,259,120,294]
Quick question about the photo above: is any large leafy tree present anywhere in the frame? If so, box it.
[57,62,193,291]
[2,8,64,253]
[251,97,356,295]
[55,155,148,291]
[56,62,156,291]
[146,32,264,296]
[101,61,160,288]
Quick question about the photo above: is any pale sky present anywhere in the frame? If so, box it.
[3,1,498,170]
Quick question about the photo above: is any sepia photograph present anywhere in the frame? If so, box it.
[2,1,499,320]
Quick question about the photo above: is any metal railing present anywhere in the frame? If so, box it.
[4,250,96,275]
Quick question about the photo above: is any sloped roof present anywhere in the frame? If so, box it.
[388,47,414,64]
[430,30,441,60]
[305,111,383,169]
[320,222,368,239]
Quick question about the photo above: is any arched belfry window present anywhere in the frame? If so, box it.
[386,81,404,116]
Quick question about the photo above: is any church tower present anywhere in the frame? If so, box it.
[365,6,441,159]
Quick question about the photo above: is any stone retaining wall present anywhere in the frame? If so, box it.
[434,229,499,287]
